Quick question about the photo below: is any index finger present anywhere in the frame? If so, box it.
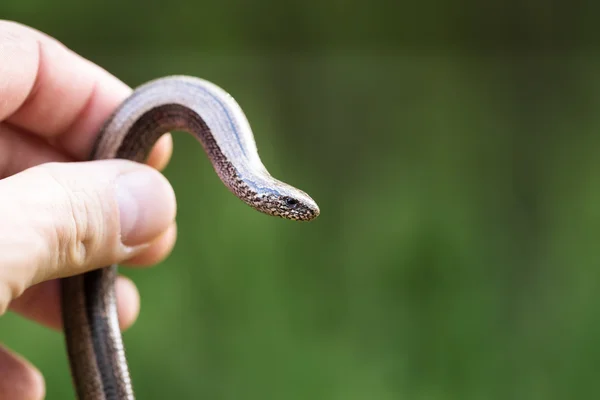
[0,20,171,164]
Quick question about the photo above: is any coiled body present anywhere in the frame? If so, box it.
[60,76,319,400]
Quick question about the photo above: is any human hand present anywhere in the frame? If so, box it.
[0,20,177,399]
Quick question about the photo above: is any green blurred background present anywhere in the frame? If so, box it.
[2,1,600,399]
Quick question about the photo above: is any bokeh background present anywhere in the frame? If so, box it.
[2,1,600,398]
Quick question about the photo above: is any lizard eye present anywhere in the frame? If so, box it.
[284,197,299,208]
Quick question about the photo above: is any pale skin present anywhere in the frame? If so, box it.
[0,21,178,399]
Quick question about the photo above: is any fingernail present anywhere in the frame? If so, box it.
[116,169,176,246]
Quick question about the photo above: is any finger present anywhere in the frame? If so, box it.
[0,345,45,400]
[147,133,173,171]
[0,20,174,170]
[9,276,140,331]
[0,21,128,155]
[124,222,177,266]
[0,123,73,178]
[0,124,170,179]
[0,160,176,312]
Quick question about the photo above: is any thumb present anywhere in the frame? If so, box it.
[0,160,176,312]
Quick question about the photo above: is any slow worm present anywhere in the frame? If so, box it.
[60,76,320,400]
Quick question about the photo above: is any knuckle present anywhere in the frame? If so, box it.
[32,163,106,271]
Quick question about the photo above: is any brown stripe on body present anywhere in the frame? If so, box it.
[111,104,257,202]
[61,275,107,399]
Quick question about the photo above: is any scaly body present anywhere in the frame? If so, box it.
[61,76,319,400]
